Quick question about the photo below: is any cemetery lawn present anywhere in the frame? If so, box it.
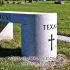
[0,1,70,70]
[0,1,70,35]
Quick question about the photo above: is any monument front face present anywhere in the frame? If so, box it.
[35,14,57,58]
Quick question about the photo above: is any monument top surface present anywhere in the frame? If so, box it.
[0,11,57,15]
[0,11,57,23]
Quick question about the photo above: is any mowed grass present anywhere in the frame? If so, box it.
[0,1,70,35]
[0,1,70,70]
[0,57,40,70]
[58,40,70,57]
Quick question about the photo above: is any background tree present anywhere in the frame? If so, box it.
[0,0,4,5]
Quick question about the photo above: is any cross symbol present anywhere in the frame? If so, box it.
[48,34,55,51]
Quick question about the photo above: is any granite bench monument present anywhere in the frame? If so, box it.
[0,11,57,61]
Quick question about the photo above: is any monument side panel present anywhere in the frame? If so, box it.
[35,13,57,61]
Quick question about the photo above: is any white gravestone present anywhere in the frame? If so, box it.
[0,22,13,40]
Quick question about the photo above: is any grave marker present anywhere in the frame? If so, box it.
[0,11,57,61]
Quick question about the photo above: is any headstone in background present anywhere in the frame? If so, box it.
[55,0,64,4]
[0,22,13,40]
[29,0,33,2]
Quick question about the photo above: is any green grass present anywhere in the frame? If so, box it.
[0,1,70,34]
[0,1,70,70]
[0,57,41,70]
[58,40,70,57]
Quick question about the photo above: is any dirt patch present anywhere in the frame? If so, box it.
[28,54,70,70]
[46,54,70,69]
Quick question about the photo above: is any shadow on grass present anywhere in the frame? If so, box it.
[0,46,21,57]
[0,22,8,32]
[58,32,70,37]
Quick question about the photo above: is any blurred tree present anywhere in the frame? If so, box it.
[0,0,4,5]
